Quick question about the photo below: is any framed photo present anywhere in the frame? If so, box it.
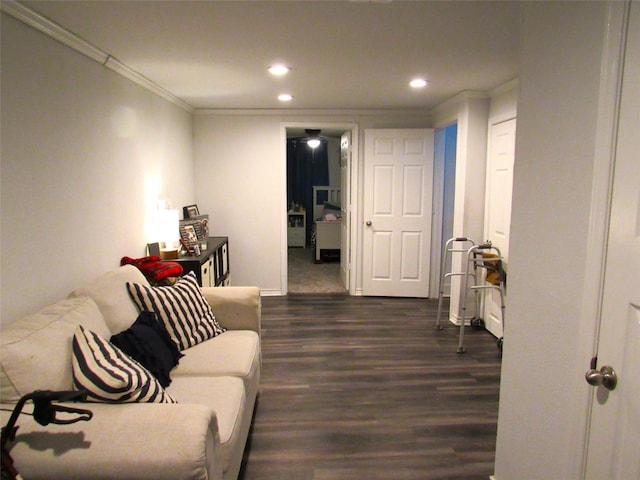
[183,204,200,219]
[179,214,209,255]
[183,225,198,244]
[146,242,160,257]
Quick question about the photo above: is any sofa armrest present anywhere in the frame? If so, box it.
[201,286,261,335]
[0,402,223,480]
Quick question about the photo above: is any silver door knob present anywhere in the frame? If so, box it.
[366,221,372,226]
[585,365,617,391]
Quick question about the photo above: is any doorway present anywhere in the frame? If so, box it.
[431,124,458,297]
[283,123,356,294]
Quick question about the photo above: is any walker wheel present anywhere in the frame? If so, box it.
[470,317,485,329]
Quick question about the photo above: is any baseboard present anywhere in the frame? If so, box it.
[260,288,283,296]
[447,313,473,326]
[449,312,462,325]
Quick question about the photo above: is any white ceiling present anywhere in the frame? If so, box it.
[19,0,522,112]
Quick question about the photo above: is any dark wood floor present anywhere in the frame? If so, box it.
[239,294,502,480]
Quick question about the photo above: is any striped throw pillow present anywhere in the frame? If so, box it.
[126,272,225,351]
[72,325,177,403]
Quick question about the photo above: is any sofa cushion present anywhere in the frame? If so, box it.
[1,297,110,402]
[167,375,246,475]
[69,265,149,335]
[0,402,219,480]
[127,272,226,351]
[173,330,260,394]
[110,311,183,387]
[72,325,177,403]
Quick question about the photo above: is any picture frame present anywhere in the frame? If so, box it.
[183,204,200,219]
[183,225,198,244]
[179,214,209,255]
[146,242,160,257]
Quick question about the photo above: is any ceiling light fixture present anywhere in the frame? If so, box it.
[278,93,293,101]
[268,64,291,76]
[409,78,428,88]
[305,129,322,149]
[307,138,321,149]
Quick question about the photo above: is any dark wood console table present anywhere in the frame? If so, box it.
[174,236,229,287]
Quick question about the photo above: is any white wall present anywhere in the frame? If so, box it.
[0,14,195,325]
[193,111,432,293]
[193,115,283,292]
[494,2,613,478]
[488,80,518,122]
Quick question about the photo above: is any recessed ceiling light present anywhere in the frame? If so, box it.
[269,64,291,76]
[410,78,428,88]
[278,94,293,102]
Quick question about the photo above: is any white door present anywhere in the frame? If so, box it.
[483,118,516,339]
[585,3,639,477]
[340,132,351,289]
[363,128,434,297]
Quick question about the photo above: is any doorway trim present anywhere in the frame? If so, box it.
[280,121,359,295]
[430,123,458,297]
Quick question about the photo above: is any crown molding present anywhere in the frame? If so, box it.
[1,0,106,62]
[429,90,490,122]
[489,78,519,98]
[1,1,194,113]
[194,108,431,116]
[102,55,193,112]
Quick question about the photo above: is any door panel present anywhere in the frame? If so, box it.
[486,120,515,255]
[363,129,434,297]
[586,3,639,476]
[483,118,516,338]
[400,232,421,279]
[403,165,424,214]
[371,231,392,279]
[373,165,394,214]
[608,305,640,479]
[340,133,350,289]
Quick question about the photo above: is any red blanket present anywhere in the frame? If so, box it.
[120,256,183,283]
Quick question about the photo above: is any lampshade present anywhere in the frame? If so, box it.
[158,209,179,259]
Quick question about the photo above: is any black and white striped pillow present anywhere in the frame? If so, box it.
[126,272,225,351]
[72,325,177,403]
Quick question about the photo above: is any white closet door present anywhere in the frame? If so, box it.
[483,118,516,338]
[340,132,350,289]
[585,3,640,475]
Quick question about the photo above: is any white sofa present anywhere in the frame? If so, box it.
[0,265,261,480]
